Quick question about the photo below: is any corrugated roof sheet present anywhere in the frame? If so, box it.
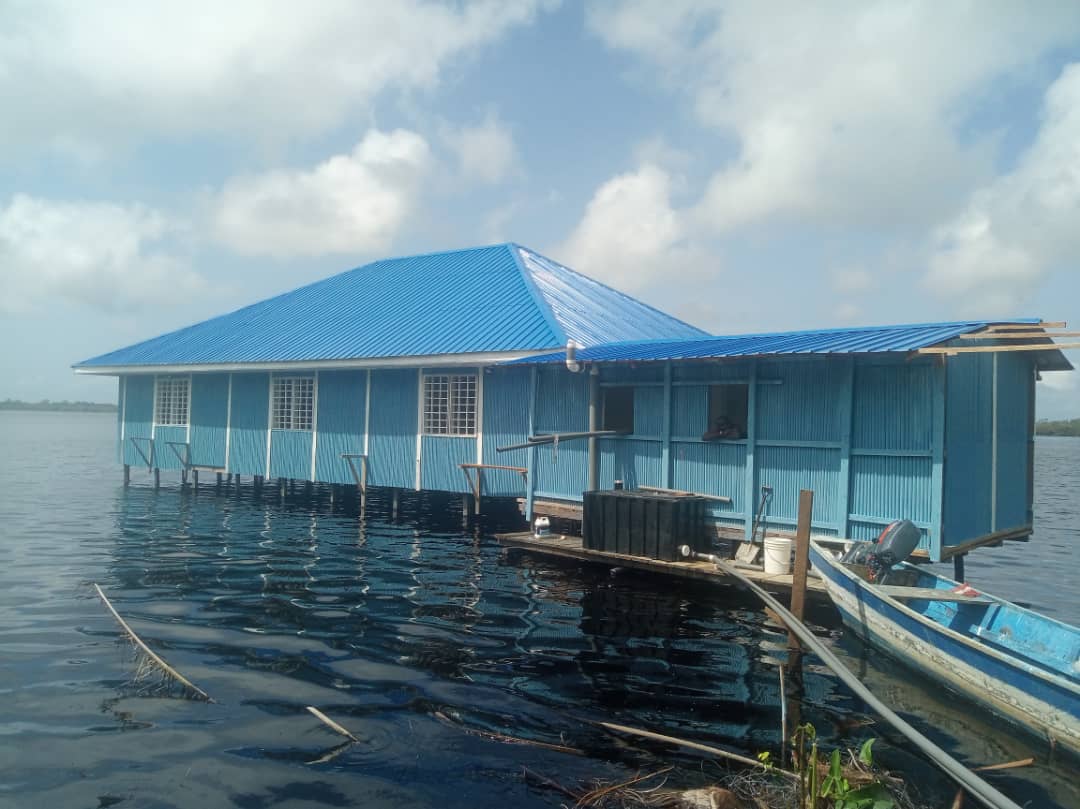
[75,244,708,368]
[509,319,1072,371]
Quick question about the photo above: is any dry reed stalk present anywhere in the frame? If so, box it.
[93,583,213,702]
[575,767,673,807]
[306,706,360,742]
[434,711,584,756]
[594,721,799,782]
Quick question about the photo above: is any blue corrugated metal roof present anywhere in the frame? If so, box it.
[509,319,1071,370]
[75,244,708,368]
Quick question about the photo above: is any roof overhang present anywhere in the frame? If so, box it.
[73,350,542,376]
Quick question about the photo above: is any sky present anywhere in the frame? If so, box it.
[1,1,1079,417]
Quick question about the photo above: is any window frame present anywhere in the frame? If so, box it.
[154,375,190,427]
[705,382,749,440]
[601,385,636,435]
[271,375,315,431]
[422,373,478,437]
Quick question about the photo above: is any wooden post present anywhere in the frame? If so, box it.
[154,468,160,489]
[193,469,199,490]
[954,552,966,582]
[181,468,188,487]
[279,477,286,498]
[330,484,336,505]
[789,489,814,648]
[392,488,399,520]
[475,468,483,515]
[462,493,470,520]
[216,472,222,490]
[123,464,130,487]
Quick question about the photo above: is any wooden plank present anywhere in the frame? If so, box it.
[958,331,1080,339]
[985,321,1066,331]
[917,342,1080,355]
[874,585,993,604]
[495,531,829,599]
[637,485,732,503]
[459,463,527,474]
[790,490,814,625]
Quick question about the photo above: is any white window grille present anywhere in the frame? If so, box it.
[155,376,189,426]
[271,376,314,430]
[423,374,477,435]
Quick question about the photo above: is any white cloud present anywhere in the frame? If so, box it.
[214,129,431,258]
[926,64,1080,313]
[443,114,518,185]
[0,1,547,154]
[0,194,200,313]
[588,3,1080,233]
[556,163,698,293]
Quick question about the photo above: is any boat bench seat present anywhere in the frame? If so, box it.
[874,585,993,604]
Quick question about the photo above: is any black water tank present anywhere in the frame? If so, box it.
[582,489,706,561]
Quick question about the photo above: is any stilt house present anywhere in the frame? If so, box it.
[75,243,1073,563]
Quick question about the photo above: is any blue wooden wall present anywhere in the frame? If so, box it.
[189,373,228,468]
[121,375,154,467]
[480,367,530,497]
[367,368,417,489]
[228,373,268,475]
[314,370,366,485]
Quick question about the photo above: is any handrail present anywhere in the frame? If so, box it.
[128,436,154,469]
[340,453,368,492]
[496,430,629,453]
[164,441,191,469]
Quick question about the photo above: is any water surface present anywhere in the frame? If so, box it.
[0,412,1076,808]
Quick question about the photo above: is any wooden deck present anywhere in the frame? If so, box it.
[495,531,830,602]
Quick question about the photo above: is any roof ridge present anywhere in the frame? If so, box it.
[506,244,567,347]
[511,244,710,337]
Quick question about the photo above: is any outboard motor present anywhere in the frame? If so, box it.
[840,519,922,582]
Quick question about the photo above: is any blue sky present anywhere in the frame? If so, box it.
[2,1,1079,416]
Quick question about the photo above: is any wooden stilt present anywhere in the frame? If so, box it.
[462,494,470,520]
[954,553,966,582]
[123,464,130,487]
[181,468,188,487]
[788,489,814,651]
[216,472,222,490]
[329,484,336,505]
[392,489,399,520]
[154,468,160,489]
[279,477,287,498]
[192,469,199,490]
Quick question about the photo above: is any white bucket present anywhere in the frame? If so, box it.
[763,536,793,574]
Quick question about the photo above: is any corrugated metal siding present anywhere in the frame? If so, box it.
[849,455,933,525]
[633,387,664,436]
[534,442,588,500]
[943,355,993,544]
[122,375,153,466]
[671,441,746,518]
[367,369,418,489]
[154,425,188,471]
[755,446,840,529]
[189,373,228,468]
[671,386,707,438]
[852,363,933,451]
[421,436,474,493]
[995,353,1034,530]
[480,367,531,497]
[269,429,313,479]
[313,370,366,485]
[757,360,844,442]
[228,373,269,475]
[534,367,588,433]
[597,438,663,490]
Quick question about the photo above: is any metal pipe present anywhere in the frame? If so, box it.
[677,546,1024,809]
[496,429,627,453]
[588,367,599,491]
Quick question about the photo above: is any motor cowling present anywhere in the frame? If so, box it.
[840,519,921,581]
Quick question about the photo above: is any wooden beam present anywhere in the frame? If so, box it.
[637,485,732,503]
[958,331,1080,339]
[984,321,1066,331]
[789,490,813,633]
[917,342,1080,356]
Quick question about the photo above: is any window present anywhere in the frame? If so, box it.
[271,376,314,430]
[602,386,635,434]
[155,376,189,426]
[704,384,748,439]
[423,374,477,435]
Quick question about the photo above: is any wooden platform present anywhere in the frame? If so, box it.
[495,532,830,602]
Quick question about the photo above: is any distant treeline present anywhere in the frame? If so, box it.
[1035,418,1080,437]
[0,399,117,413]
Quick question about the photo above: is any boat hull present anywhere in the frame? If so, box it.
[809,543,1080,758]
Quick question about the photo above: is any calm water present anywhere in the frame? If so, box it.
[0,412,1076,808]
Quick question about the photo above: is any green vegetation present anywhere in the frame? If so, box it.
[789,725,896,809]
[0,399,116,413]
[1035,418,1080,437]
